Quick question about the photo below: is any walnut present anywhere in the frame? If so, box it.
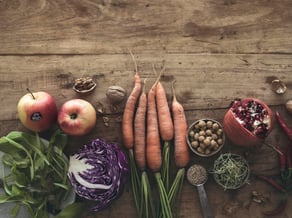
[73,77,96,93]
[106,86,127,104]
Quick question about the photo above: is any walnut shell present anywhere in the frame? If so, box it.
[73,77,96,93]
[106,86,127,104]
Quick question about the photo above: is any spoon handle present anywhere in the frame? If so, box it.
[197,185,214,218]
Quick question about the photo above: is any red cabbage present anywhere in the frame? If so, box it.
[68,138,129,211]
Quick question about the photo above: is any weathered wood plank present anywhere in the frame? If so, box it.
[0,53,290,217]
[0,0,292,54]
[1,52,290,170]
[0,54,291,121]
[0,0,292,217]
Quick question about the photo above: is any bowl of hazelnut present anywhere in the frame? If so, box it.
[186,118,225,157]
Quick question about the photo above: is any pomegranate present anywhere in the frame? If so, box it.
[223,98,274,146]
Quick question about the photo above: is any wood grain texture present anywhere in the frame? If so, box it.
[0,0,292,54]
[0,54,291,121]
[0,0,292,217]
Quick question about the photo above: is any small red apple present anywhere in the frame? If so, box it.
[17,89,58,132]
[58,99,96,136]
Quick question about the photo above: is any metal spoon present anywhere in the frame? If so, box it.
[187,164,214,218]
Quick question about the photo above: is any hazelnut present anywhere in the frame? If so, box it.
[217,138,223,145]
[203,138,211,146]
[211,133,218,140]
[191,141,199,148]
[206,129,212,136]
[206,120,213,128]
[198,120,206,128]
[212,123,219,130]
[197,146,205,153]
[198,135,205,142]
[194,133,200,140]
[199,130,206,136]
[189,130,195,138]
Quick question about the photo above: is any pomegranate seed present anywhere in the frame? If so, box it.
[231,99,270,138]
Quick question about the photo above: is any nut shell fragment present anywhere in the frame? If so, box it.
[271,79,286,94]
[73,77,96,93]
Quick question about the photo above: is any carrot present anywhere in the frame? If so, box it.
[133,79,156,218]
[146,75,173,218]
[134,79,147,170]
[122,52,142,150]
[146,77,162,172]
[156,81,174,141]
[159,80,190,215]
[122,51,142,217]
[171,80,190,168]
[155,76,174,191]
[156,80,190,218]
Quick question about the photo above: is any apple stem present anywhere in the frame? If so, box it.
[27,88,35,100]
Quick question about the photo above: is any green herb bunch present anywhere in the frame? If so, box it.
[0,130,73,218]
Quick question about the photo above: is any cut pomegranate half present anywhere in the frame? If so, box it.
[223,98,274,146]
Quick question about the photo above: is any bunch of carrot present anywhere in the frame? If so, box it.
[122,54,190,218]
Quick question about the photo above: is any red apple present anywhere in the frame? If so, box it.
[58,99,96,136]
[17,90,58,132]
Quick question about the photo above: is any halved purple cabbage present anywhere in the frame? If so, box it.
[68,138,129,211]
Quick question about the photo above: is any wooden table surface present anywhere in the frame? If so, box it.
[0,0,292,217]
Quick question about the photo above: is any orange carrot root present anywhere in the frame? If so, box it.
[146,77,162,172]
[156,80,174,141]
[171,80,190,168]
[134,79,147,170]
[122,51,142,150]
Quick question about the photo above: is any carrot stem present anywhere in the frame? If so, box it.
[128,149,141,216]
[161,141,171,192]
[155,172,173,218]
[168,168,185,207]
[139,172,147,218]
[141,171,156,218]
[158,168,185,218]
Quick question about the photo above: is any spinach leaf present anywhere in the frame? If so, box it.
[0,130,73,218]
[7,131,49,166]
[0,136,34,180]
[54,202,86,218]
[50,129,68,153]
[2,153,29,169]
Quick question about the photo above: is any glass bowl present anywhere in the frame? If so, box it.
[212,153,250,190]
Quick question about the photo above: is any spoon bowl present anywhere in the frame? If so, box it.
[187,164,214,218]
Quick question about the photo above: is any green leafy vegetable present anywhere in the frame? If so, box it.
[0,130,74,218]
[54,203,86,218]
